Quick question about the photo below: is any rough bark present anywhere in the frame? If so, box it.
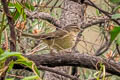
[1,0,16,51]
[13,53,120,77]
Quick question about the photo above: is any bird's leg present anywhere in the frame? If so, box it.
[49,39,57,55]
[50,49,55,55]
[49,46,56,55]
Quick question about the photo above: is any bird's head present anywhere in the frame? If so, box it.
[64,26,80,33]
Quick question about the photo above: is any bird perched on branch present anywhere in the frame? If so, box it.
[22,26,80,52]
[22,26,80,77]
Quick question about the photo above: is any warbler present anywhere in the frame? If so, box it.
[22,26,80,52]
[22,26,80,76]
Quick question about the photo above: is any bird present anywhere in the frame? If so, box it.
[22,26,80,52]
[22,26,80,76]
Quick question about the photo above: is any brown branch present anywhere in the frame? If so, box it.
[83,17,108,29]
[13,64,80,80]
[116,43,120,56]
[26,10,108,30]
[95,40,111,56]
[1,0,16,51]
[1,0,16,80]
[70,0,120,25]
[84,0,120,25]
[39,65,80,80]
[25,10,62,28]
[13,53,120,77]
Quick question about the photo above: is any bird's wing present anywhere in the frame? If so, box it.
[22,29,67,40]
[41,29,67,40]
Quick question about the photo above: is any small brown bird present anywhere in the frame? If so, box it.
[22,26,80,52]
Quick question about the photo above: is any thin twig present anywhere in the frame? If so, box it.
[84,0,120,25]
[39,65,80,80]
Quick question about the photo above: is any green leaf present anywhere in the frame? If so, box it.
[112,14,120,19]
[0,51,41,79]
[11,11,20,20]
[14,11,20,20]
[25,3,29,9]
[21,9,26,20]
[22,75,39,80]
[110,26,120,42]
[109,0,120,3]
[15,55,40,76]
[0,48,4,55]
[33,64,40,77]
[96,9,101,16]
[6,78,14,80]
[0,51,21,61]
[29,4,35,11]
[7,60,14,72]
[11,1,26,20]
[15,59,33,68]
[15,2,23,13]
[8,3,15,7]
[16,59,40,76]
[113,5,120,12]
[25,3,35,11]
[0,51,40,79]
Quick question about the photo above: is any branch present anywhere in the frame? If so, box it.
[83,17,108,29]
[1,0,16,51]
[39,66,80,80]
[84,0,120,25]
[70,0,120,25]
[26,10,108,30]
[13,53,120,77]
[25,10,62,28]
[13,64,80,80]
[1,0,16,80]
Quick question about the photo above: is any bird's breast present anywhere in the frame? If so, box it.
[43,32,77,51]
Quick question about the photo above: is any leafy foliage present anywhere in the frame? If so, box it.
[0,49,41,79]
[109,0,120,4]
[110,26,120,42]
[112,14,120,19]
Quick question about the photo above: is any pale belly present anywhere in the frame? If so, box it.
[43,34,76,51]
